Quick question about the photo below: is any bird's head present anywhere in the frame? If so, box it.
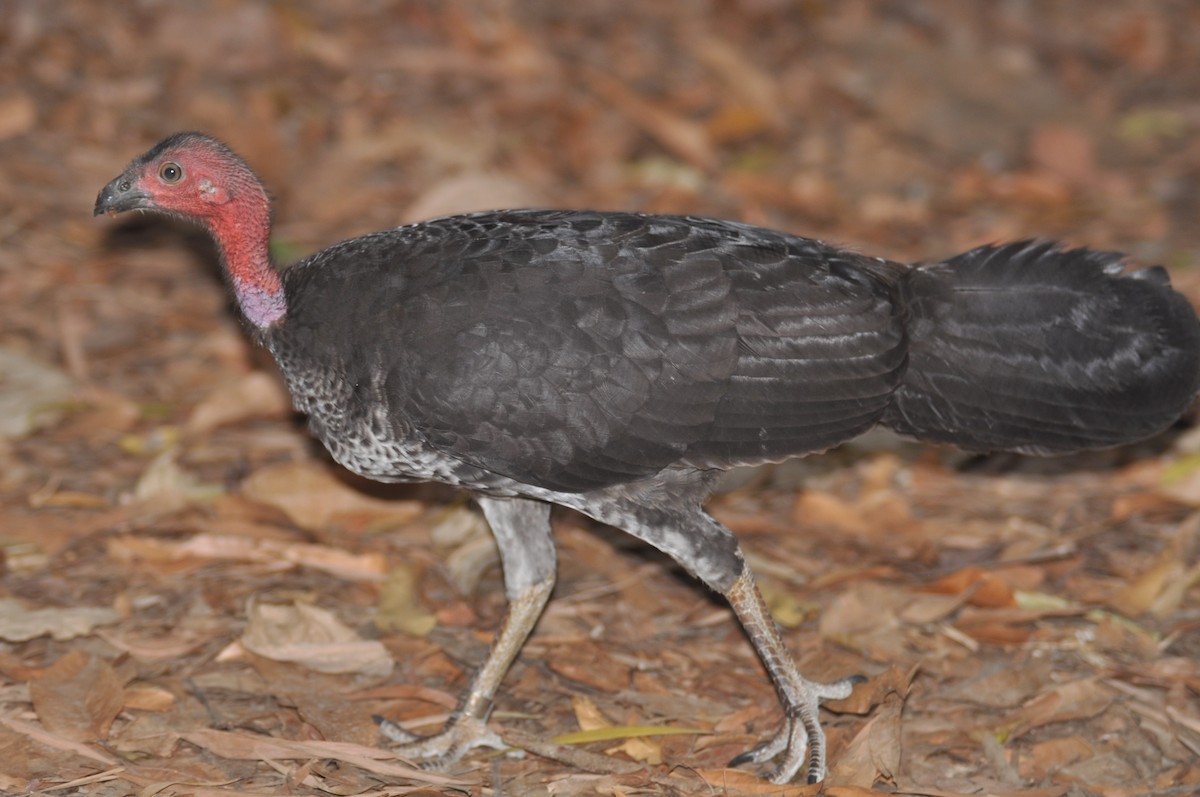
[96,132,284,328]
[94,132,266,228]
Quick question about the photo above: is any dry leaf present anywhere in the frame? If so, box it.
[131,450,223,507]
[1030,123,1097,187]
[375,563,438,637]
[606,734,662,765]
[1021,735,1094,781]
[829,665,915,716]
[0,348,74,439]
[686,767,820,795]
[1112,552,1182,616]
[898,592,967,625]
[793,491,870,537]
[829,705,895,788]
[1111,514,1200,618]
[868,692,903,780]
[180,728,467,785]
[945,657,1053,709]
[403,173,547,223]
[241,601,394,678]
[688,29,785,134]
[123,682,177,712]
[0,599,121,642]
[571,694,614,732]
[0,92,36,140]
[97,627,210,661]
[585,68,717,171]
[110,531,386,582]
[819,582,904,641]
[922,566,1015,608]
[549,642,632,692]
[1011,678,1114,738]
[29,650,125,741]
[185,370,292,436]
[0,716,120,767]
[241,460,423,530]
[828,671,907,786]
[760,580,813,628]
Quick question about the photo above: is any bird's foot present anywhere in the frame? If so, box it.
[376,713,506,769]
[727,673,865,784]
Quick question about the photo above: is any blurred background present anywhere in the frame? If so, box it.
[2,2,1200,795]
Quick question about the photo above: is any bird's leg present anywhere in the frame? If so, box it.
[379,497,556,768]
[723,565,863,784]
[569,474,861,784]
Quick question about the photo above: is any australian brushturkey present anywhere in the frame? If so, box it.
[96,132,1200,783]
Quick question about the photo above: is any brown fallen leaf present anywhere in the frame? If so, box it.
[818,582,905,657]
[568,693,665,765]
[240,601,394,678]
[826,707,898,788]
[1009,678,1114,739]
[29,650,126,741]
[179,728,469,785]
[130,450,223,509]
[921,565,1015,608]
[793,490,870,537]
[584,67,717,171]
[375,563,438,637]
[1020,735,1095,781]
[97,627,211,662]
[944,656,1053,709]
[184,370,292,436]
[122,682,177,712]
[240,460,424,531]
[1111,512,1200,618]
[828,665,915,716]
[0,716,120,767]
[189,532,384,583]
[0,92,36,140]
[954,620,1032,646]
[898,592,968,625]
[118,531,387,582]
[0,598,121,642]
[684,767,820,795]
[868,692,903,781]
[1029,123,1098,188]
[828,676,907,787]
[547,641,632,692]
[403,173,548,224]
[572,694,614,731]
[608,734,662,765]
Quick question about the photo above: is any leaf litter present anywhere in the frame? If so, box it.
[3,2,1200,795]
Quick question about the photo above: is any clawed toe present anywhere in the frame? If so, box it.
[726,672,866,784]
[375,714,506,769]
[727,730,787,768]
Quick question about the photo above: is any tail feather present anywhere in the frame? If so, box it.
[882,241,1200,453]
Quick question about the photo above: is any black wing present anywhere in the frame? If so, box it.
[282,211,907,492]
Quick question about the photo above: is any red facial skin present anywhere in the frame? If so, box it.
[100,135,285,328]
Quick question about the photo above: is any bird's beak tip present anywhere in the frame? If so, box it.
[94,175,152,218]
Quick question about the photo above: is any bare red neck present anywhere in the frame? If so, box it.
[208,179,285,329]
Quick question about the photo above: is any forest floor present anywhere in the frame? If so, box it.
[2,2,1200,795]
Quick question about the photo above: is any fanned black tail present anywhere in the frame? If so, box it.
[882,241,1200,453]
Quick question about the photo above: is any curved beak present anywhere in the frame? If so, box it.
[94,174,152,216]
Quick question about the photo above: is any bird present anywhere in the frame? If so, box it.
[95,131,1200,785]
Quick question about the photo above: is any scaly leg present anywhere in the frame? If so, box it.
[566,474,861,784]
[379,496,556,767]
[723,566,863,784]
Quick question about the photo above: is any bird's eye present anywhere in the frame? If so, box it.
[159,162,183,183]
